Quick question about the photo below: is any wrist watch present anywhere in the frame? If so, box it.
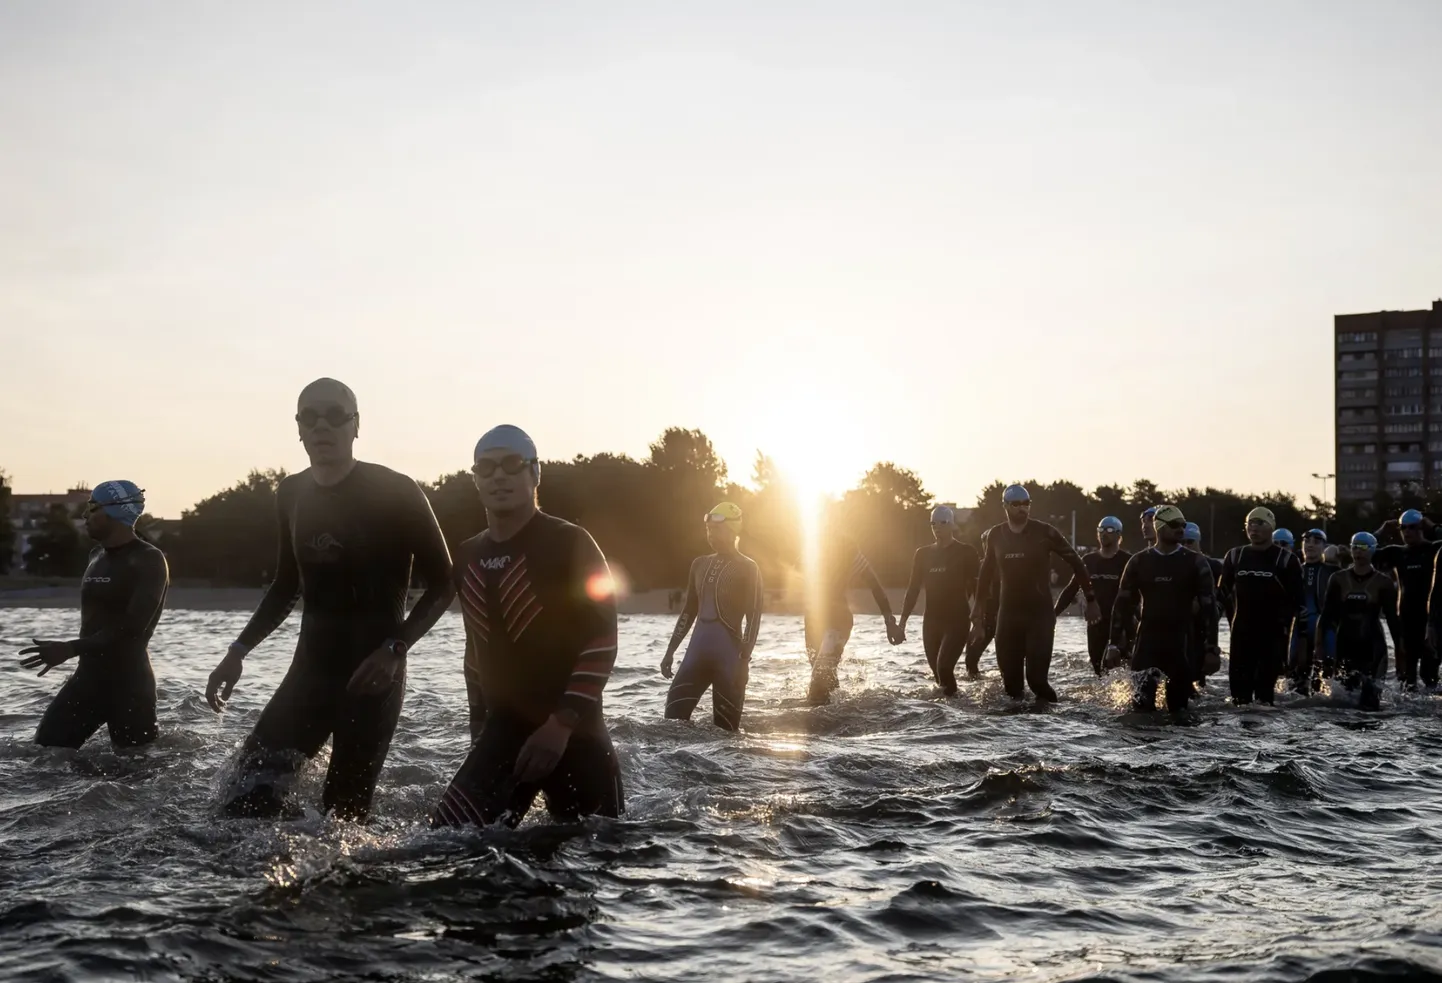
[385,638,408,659]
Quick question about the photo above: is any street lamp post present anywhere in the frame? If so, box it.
[1312,472,1335,533]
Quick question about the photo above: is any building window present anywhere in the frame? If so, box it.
[1341,477,1378,493]
[1340,388,1378,399]
[1339,408,1376,420]
[1340,443,1377,454]
[1385,367,1423,379]
[1386,403,1424,416]
[1384,422,1424,434]
[1340,461,1374,473]
[1338,331,1378,345]
[1386,461,1424,475]
[1384,348,1424,361]
[1342,369,1380,381]
[1340,352,1374,364]
[1386,386,1422,398]
[1386,443,1422,453]
[1341,424,1379,435]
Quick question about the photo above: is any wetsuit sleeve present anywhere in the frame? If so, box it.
[1194,553,1219,648]
[1047,525,1094,601]
[1317,575,1343,635]
[235,487,300,651]
[900,548,926,623]
[1431,550,1442,637]
[557,527,619,721]
[1053,566,1083,617]
[741,561,763,661]
[463,628,485,742]
[1372,544,1404,572]
[69,547,169,656]
[1218,550,1236,616]
[395,477,456,651]
[1108,555,1139,648]
[975,537,996,609]
[663,559,702,659]
[1382,580,1405,650]
[851,549,895,623]
[1282,553,1306,643]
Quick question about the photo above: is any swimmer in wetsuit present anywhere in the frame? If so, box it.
[1217,507,1305,706]
[804,512,902,705]
[660,502,763,730]
[432,425,623,827]
[1317,532,1401,711]
[963,527,999,677]
[1054,515,1131,676]
[1373,509,1441,690]
[1105,505,1219,712]
[205,379,455,821]
[21,481,169,749]
[972,485,1099,702]
[898,506,978,695]
[1273,528,1296,555]
[1288,528,1338,694]
[1139,506,1158,550]
[1182,522,1226,686]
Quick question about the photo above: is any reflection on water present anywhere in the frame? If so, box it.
[1,608,1441,982]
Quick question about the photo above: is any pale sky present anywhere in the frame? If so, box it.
[4,1,1441,518]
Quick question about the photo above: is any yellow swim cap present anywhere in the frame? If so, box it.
[705,502,743,525]
[1152,504,1185,526]
[1246,506,1276,528]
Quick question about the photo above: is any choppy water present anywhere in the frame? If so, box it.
[2,608,1440,983]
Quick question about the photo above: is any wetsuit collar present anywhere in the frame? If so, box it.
[1097,545,1120,558]
[1005,518,1028,533]
[486,504,541,543]
[99,527,139,550]
[310,456,358,488]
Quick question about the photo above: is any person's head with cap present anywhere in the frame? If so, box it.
[1245,506,1276,547]
[471,424,541,516]
[1152,504,1187,546]
[1350,531,1378,569]
[1322,544,1340,566]
[1272,528,1295,553]
[1097,515,1123,549]
[295,377,359,466]
[1140,506,1157,545]
[704,502,743,552]
[1301,528,1327,562]
[1399,509,1427,545]
[1182,521,1202,549]
[1002,484,1031,526]
[930,505,956,543]
[84,480,146,543]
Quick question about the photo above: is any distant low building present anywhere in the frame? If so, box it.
[9,488,90,569]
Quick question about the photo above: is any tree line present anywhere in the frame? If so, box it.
[0,431,1431,585]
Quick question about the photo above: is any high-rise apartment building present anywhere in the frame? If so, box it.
[1335,300,1442,502]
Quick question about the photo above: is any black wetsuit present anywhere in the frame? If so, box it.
[1218,544,1304,706]
[224,463,454,821]
[1289,561,1340,693]
[803,537,895,704]
[1374,538,1441,688]
[1109,547,1218,712]
[35,539,169,749]
[663,552,763,729]
[1055,550,1131,675]
[900,540,979,694]
[435,512,622,827]
[976,521,1093,702]
[1318,567,1401,710]
[1190,554,1226,685]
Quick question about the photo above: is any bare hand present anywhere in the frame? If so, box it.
[660,653,675,678]
[886,621,904,646]
[1085,600,1103,625]
[206,644,247,711]
[18,639,75,677]
[347,646,404,696]
[514,715,573,784]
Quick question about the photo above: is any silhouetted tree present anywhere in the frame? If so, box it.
[0,470,13,575]
[23,503,86,577]
[173,469,286,584]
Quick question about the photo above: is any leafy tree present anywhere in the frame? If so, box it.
[172,469,286,585]
[22,503,87,577]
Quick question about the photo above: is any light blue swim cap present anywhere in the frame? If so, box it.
[1400,509,1424,527]
[1097,516,1123,533]
[473,425,540,481]
[1183,522,1201,542]
[1350,531,1377,551]
[1272,529,1295,547]
[1003,484,1030,504]
[91,480,146,527]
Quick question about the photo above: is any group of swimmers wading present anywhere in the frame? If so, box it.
[16,380,1436,824]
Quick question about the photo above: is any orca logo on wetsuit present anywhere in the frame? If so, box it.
[1236,570,1276,578]
[1093,573,1121,581]
[1346,592,1370,601]
[83,576,112,583]
[304,533,345,560]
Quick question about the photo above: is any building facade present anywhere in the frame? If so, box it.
[8,489,90,569]
[1335,300,1442,502]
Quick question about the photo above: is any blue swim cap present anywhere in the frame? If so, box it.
[1098,515,1123,533]
[91,480,146,527]
[1183,522,1202,542]
[1303,528,1327,543]
[474,425,540,480]
[930,506,955,525]
[1141,506,1157,519]
[1351,531,1378,551]
[1003,484,1030,504]
[1400,509,1424,527]
[1272,529,1295,547]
